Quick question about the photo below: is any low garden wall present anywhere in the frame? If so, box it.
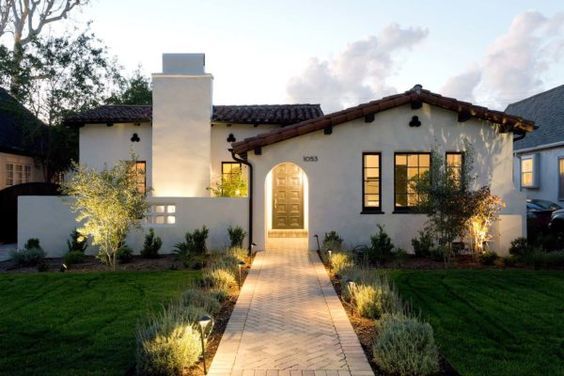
[18,196,248,257]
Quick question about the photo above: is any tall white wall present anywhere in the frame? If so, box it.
[248,103,526,256]
[152,54,213,197]
[79,122,152,187]
[18,196,248,257]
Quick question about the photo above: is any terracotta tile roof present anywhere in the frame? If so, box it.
[232,85,536,155]
[212,104,323,125]
[64,104,323,127]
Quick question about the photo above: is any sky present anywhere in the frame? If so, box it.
[57,0,564,112]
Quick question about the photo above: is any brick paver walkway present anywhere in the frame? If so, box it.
[208,249,374,376]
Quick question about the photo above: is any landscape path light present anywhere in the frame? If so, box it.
[198,314,213,375]
[346,278,356,303]
[327,249,332,273]
[238,260,246,288]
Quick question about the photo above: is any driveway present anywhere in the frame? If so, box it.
[208,249,373,376]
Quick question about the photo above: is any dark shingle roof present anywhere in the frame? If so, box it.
[233,85,535,155]
[0,87,45,156]
[64,104,323,126]
[506,85,564,150]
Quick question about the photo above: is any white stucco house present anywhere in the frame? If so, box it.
[19,53,536,256]
[507,85,564,206]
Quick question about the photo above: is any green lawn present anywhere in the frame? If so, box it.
[0,270,200,376]
[391,269,564,376]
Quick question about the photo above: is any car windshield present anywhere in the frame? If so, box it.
[529,200,562,210]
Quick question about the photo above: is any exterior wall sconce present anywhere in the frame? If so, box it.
[131,133,140,142]
[409,116,421,127]
[227,133,236,143]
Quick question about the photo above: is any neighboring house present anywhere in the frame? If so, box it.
[19,53,535,256]
[506,85,564,205]
[0,88,46,190]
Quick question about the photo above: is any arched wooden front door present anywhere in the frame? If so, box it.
[271,162,304,229]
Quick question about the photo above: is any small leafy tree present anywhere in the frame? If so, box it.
[61,158,148,270]
[413,146,476,263]
[208,170,248,197]
[466,187,504,253]
[414,145,505,263]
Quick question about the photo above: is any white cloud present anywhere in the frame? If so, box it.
[287,24,428,113]
[442,11,564,108]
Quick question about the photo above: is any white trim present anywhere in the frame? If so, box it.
[514,140,564,154]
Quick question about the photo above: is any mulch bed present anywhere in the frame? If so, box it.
[325,257,460,376]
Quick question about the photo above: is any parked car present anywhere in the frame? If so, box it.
[549,209,564,234]
[526,199,562,232]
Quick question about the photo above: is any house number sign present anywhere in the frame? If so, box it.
[303,156,318,162]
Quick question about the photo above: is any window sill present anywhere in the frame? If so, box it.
[361,209,385,215]
[393,209,426,214]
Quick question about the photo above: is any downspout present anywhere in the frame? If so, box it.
[230,148,253,256]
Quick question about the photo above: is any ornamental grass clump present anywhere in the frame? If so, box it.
[202,267,237,292]
[136,304,202,376]
[180,288,221,316]
[330,251,354,276]
[347,283,384,319]
[373,314,439,376]
[229,247,247,264]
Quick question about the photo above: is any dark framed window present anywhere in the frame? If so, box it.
[362,153,381,212]
[394,152,431,211]
[131,161,146,194]
[446,152,463,186]
[559,157,564,201]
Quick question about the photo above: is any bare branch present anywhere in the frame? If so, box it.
[0,0,15,36]
[5,0,87,47]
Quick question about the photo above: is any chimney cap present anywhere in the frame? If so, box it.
[162,53,205,75]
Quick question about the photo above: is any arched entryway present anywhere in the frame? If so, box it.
[265,162,309,251]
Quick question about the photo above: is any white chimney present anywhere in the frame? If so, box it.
[151,53,213,197]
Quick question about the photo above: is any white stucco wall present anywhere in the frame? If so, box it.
[79,122,152,188]
[210,123,278,184]
[248,103,526,256]
[18,196,248,257]
[514,145,564,204]
[152,74,212,197]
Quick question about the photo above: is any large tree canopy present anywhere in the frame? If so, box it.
[0,27,125,180]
